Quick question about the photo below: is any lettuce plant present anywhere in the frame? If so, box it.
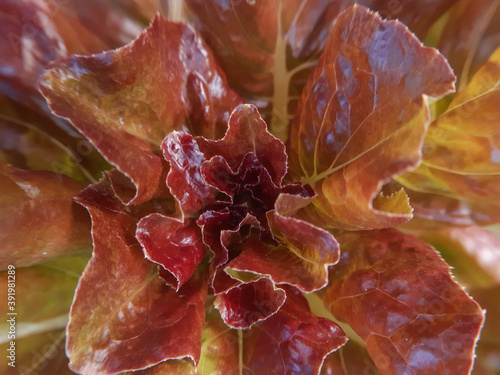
[1,1,499,374]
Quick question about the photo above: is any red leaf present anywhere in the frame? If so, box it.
[226,193,340,292]
[197,207,249,293]
[199,287,346,374]
[323,229,485,375]
[67,178,207,374]
[197,104,287,185]
[0,163,91,268]
[59,0,144,48]
[399,46,500,226]
[162,132,215,217]
[136,213,206,291]
[287,5,455,230]
[40,15,242,205]
[186,0,455,139]
[214,278,286,329]
[244,286,346,374]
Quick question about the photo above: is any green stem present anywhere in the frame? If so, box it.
[270,2,290,142]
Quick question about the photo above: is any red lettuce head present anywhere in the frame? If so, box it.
[136,103,341,328]
[69,103,346,374]
[10,2,488,373]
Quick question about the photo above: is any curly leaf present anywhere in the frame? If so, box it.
[400,46,500,225]
[214,278,286,329]
[185,0,455,140]
[226,194,339,293]
[197,104,287,185]
[162,131,215,217]
[199,287,346,375]
[323,229,485,375]
[67,178,207,374]
[288,5,455,230]
[136,213,206,291]
[0,163,91,268]
[40,15,242,205]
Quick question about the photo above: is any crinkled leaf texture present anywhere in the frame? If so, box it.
[323,229,485,375]
[0,163,91,268]
[400,46,500,226]
[40,15,242,205]
[138,104,340,330]
[213,278,286,329]
[185,0,455,139]
[71,104,343,373]
[67,177,207,375]
[199,287,347,375]
[136,214,206,291]
[287,5,455,230]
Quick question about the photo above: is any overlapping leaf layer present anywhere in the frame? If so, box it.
[1,2,497,375]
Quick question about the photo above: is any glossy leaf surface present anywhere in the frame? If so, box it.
[196,104,287,185]
[161,104,333,297]
[136,213,206,290]
[40,15,242,205]
[400,46,500,225]
[288,5,455,230]
[0,164,91,268]
[186,0,455,139]
[67,178,207,374]
[324,229,485,375]
[214,278,286,329]
[226,193,340,293]
[162,132,215,217]
[200,287,346,375]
